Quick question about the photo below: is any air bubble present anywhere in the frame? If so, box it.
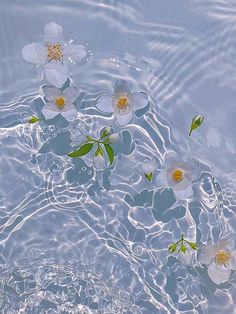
[82,167,86,171]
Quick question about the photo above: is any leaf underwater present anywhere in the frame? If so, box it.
[28,116,42,124]
[68,143,94,157]
[144,172,153,183]
[104,143,114,165]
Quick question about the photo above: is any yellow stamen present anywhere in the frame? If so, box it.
[172,169,184,182]
[55,96,65,108]
[47,44,63,61]
[117,96,128,111]
[215,250,231,266]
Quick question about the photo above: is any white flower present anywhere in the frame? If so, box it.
[41,85,78,120]
[108,133,120,144]
[155,151,200,200]
[178,250,193,266]
[93,154,106,171]
[22,22,86,87]
[140,158,157,183]
[96,79,149,126]
[199,239,236,284]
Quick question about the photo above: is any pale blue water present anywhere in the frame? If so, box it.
[1,0,236,313]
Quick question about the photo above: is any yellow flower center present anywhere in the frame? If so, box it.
[215,250,231,266]
[47,44,63,61]
[55,96,65,108]
[117,96,129,111]
[172,169,184,182]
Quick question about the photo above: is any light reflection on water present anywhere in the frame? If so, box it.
[0,0,236,313]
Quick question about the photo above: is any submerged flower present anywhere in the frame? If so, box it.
[41,85,78,120]
[141,158,157,183]
[96,79,149,126]
[155,151,200,200]
[22,22,86,87]
[199,239,236,284]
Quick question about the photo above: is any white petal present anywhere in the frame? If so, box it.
[93,155,106,171]
[22,43,47,64]
[63,44,86,62]
[155,171,168,188]
[207,263,231,284]
[142,159,157,173]
[60,104,77,120]
[42,102,59,119]
[116,111,133,126]
[44,61,68,88]
[41,85,62,101]
[108,133,120,144]
[174,185,193,200]
[63,86,78,103]
[96,95,113,113]
[199,244,216,265]
[44,22,63,43]
[132,92,149,110]
[229,252,236,270]
[182,159,201,181]
[217,239,234,251]
[178,250,192,265]
[164,151,182,168]
[114,79,132,93]
[167,171,192,190]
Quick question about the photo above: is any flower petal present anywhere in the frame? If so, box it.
[41,85,62,101]
[44,22,64,43]
[44,61,68,88]
[114,79,132,93]
[132,92,149,110]
[116,111,133,126]
[217,239,234,251]
[60,104,77,120]
[22,43,47,64]
[63,86,78,104]
[96,95,113,113]
[178,250,192,265]
[63,44,86,62]
[229,252,236,270]
[174,185,193,200]
[42,102,60,119]
[198,244,216,265]
[155,171,168,189]
[93,155,106,171]
[164,151,182,169]
[207,263,231,284]
[142,159,157,173]
[182,159,201,181]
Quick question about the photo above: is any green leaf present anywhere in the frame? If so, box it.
[95,145,104,157]
[189,115,204,136]
[168,243,177,254]
[104,143,114,165]
[68,143,94,157]
[180,245,187,253]
[86,135,94,142]
[144,172,153,183]
[28,116,42,124]
[189,242,198,250]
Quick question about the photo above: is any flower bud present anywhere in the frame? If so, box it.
[108,133,120,144]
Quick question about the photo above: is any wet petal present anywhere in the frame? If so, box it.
[116,111,133,126]
[199,244,216,265]
[44,61,68,88]
[164,151,182,169]
[63,86,78,104]
[41,85,62,101]
[167,169,192,190]
[42,102,59,119]
[178,250,192,265]
[22,43,47,64]
[155,171,168,188]
[229,252,236,270]
[94,155,106,171]
[44,22,64,43]
[60,104,78,120]
[63,44,86,62]
[207,263,231,284]
[132,92,149,110]
[142,159,157,173]
[96,95,113,113]
[174,185,193,200]
[182,159,201,181]
[114,79,132,93]
[217,239,234,251]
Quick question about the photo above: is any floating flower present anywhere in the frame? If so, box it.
[22,22,86,87]
[40,85,78,120]
[96,79,149,126]
[155,151,200,200]
[140,158,157,183]
[199,239,236,284]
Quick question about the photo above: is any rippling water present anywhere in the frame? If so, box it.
[1,0,236,313]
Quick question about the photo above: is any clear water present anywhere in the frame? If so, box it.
[1,0,236,313]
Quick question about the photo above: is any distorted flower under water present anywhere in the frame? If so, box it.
[22,22,86,87]
[155,151,200,200]
[199,239,236,284]
[141,158,157,183]
[41,84,78,120]
[96,79,149,126]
